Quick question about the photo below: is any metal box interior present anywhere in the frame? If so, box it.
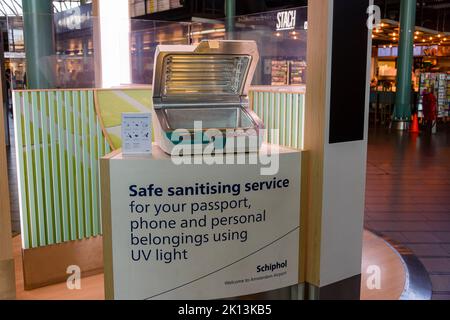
[152,40,264,154]
[163,107,255,130]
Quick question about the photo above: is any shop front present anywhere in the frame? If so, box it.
[371,19,450,125]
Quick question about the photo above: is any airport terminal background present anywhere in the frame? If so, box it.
[1,0,450,301]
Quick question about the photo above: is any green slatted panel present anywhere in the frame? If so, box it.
[278,93,288,146]
[56,91,70,242]
[31,92,46,245]
[270,93,276,145]
[64,91,76,240]
[249,90,305,150]
[80,91,92,238]
[263,92,269,142]
[72,91,84,239]
[293,94,299,148]
[293,94,297,148]
[88,91,98,238]
[269,93,275,144]
[40,92,54,245]
[22,93,38,248]
[252,93,257,116]
[286,93,293,147]
[14,89,110,249]
[275,93,281,146]
[95,114,103,235]
[299,94,305,149]
[278,93,283,145]
[13,92,30,249]
[48,91,62,244]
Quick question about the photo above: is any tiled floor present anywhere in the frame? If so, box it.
[364,124,450,300]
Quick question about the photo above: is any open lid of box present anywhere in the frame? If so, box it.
[152,40,259,108]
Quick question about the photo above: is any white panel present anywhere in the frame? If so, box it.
[320,141,367,286]
[98,0,131,87]
[318,0,372,287]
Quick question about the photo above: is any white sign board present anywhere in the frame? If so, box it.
[106,148,301,300]
[121,113,152,155]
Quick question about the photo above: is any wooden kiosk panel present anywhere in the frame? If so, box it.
[0,69,15,299]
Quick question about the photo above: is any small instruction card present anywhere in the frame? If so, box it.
[121,113,152,155]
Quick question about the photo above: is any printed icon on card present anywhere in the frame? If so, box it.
[121,113,152,155]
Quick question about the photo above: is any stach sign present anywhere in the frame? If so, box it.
[276,10,297,31]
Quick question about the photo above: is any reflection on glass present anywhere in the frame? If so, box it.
[1,5,307,89]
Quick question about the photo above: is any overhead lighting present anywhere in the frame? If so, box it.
[275,32,281,37]
[190,28,226,36]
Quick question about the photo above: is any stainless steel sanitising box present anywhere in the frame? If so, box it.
[152,40,264,155]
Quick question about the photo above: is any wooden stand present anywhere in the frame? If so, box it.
[0,72,15,300]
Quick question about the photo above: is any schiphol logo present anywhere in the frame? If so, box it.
[169,121,281,176]
[367,5,382,30]
[256,260,288,273]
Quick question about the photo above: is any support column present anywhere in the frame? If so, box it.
[393,0,417,128]
[225,0,236,39]
[22,0,55,89]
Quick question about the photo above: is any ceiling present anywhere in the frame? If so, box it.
[375,0,450,32]
[0,0,86,17]
[372,18,450,46]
